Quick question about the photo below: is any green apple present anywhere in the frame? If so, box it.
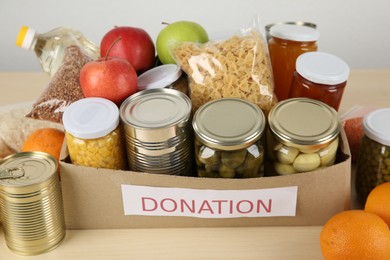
[156,21,209,64]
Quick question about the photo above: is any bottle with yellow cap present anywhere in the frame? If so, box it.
[16,26,100,76]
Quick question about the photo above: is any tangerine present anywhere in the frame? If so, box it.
[365,182,390,228]
[320,210,390,259]
[22,127,65,162]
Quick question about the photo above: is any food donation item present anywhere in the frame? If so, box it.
[0,152,65,255]
[192,98,266,178]
[172,30,276,114]
[120,88,193,176]
[137,64,189,95]
[62,97,127,170]
[16,26,99,77]
[267,98,341,175]
[26,45,92,123]
[268,24,319,101]
[289,52,350,111]
[355,108,390,204]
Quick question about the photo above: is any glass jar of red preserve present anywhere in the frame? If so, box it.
[289,52,350,111]
[268,24,319,101]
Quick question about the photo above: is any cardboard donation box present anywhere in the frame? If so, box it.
[60,130,351,229]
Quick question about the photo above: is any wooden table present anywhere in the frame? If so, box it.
[0,70,389,259]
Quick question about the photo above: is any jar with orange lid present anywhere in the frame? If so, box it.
[268,24,319,101]
[289,52,350,111]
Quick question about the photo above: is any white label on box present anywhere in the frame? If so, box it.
[121,185,298,218]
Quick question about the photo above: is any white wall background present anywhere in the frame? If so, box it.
[1,0,389,71]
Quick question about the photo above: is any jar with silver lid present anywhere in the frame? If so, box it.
[192,98,266,178]
[355,108,390,204]
[267,98,341,175]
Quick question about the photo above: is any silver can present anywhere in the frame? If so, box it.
[120,88,193,175]
[0,151,66,256]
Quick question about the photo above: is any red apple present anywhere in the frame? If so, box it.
[80,56,137,105]
[100,26,155,74]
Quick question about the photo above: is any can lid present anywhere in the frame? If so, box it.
[296,52,350,85]
[62,97,119,139]
[15,26,36,49]
[0,151,57,189]
[363,108,390,146]
[268,98,340,147]
[120,88,191,129]
[137,64,182,91]
[192,98,266,150]
[270,24,319,42]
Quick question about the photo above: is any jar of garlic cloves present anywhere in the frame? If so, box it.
[62,97,127,170]
[267,98,341,176]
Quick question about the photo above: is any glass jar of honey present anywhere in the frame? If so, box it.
[268,24,319,101]
[289,52,350,111]
[355,108,390,205]
[62,97,127,170]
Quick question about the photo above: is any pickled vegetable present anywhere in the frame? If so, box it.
[195,141,264,178]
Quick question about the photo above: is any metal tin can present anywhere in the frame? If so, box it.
[120,88,193,176]
[0,152,65,256]
[355,108,390,204]
[267,98,341,175]
[62,97,127,170]
[192,98,266,178]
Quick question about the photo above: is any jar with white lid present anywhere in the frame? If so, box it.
[192,98,266,178]
[356,108,390,204]
[289,52,350,111]
[268,24,320,101]
[267,98,341,176]
[137,64,188,95]
[62,97,127,170]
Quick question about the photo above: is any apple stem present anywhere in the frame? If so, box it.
[105,36,122,61]
[161,22,170,26]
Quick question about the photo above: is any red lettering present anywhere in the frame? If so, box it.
[180,199,195,213]
[236,200,254,214]
[160,198,177,212]
[212,200,228,214]
[142,197,158,212]
[198,200,214,214]
[257,199,272,213]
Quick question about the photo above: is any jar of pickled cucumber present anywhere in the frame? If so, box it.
[192,98,266,178]
[355,108,390,204]
[267,98,341,176]
[62,97,127,170]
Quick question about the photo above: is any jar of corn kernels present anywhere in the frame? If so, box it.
[62,97,127,170]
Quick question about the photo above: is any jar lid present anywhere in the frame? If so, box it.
[15,26,36,49]
[296,52,350,85]
[192,98,266,150]
[137,64,182,91]
[120,88,191,129]
[270,24,319,42]
[62,97,120,139]
[363,108,390,146]
[268,98,340,148]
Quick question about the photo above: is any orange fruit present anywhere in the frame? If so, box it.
[320,210,390,259]
[365,182,390,228]
[22,127,65,162]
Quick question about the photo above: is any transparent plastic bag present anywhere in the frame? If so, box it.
[172,18,276,114]
[26,45,92,123]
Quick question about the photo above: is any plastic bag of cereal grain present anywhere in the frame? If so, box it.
[172,20,277,114]
[26,45,92,123]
